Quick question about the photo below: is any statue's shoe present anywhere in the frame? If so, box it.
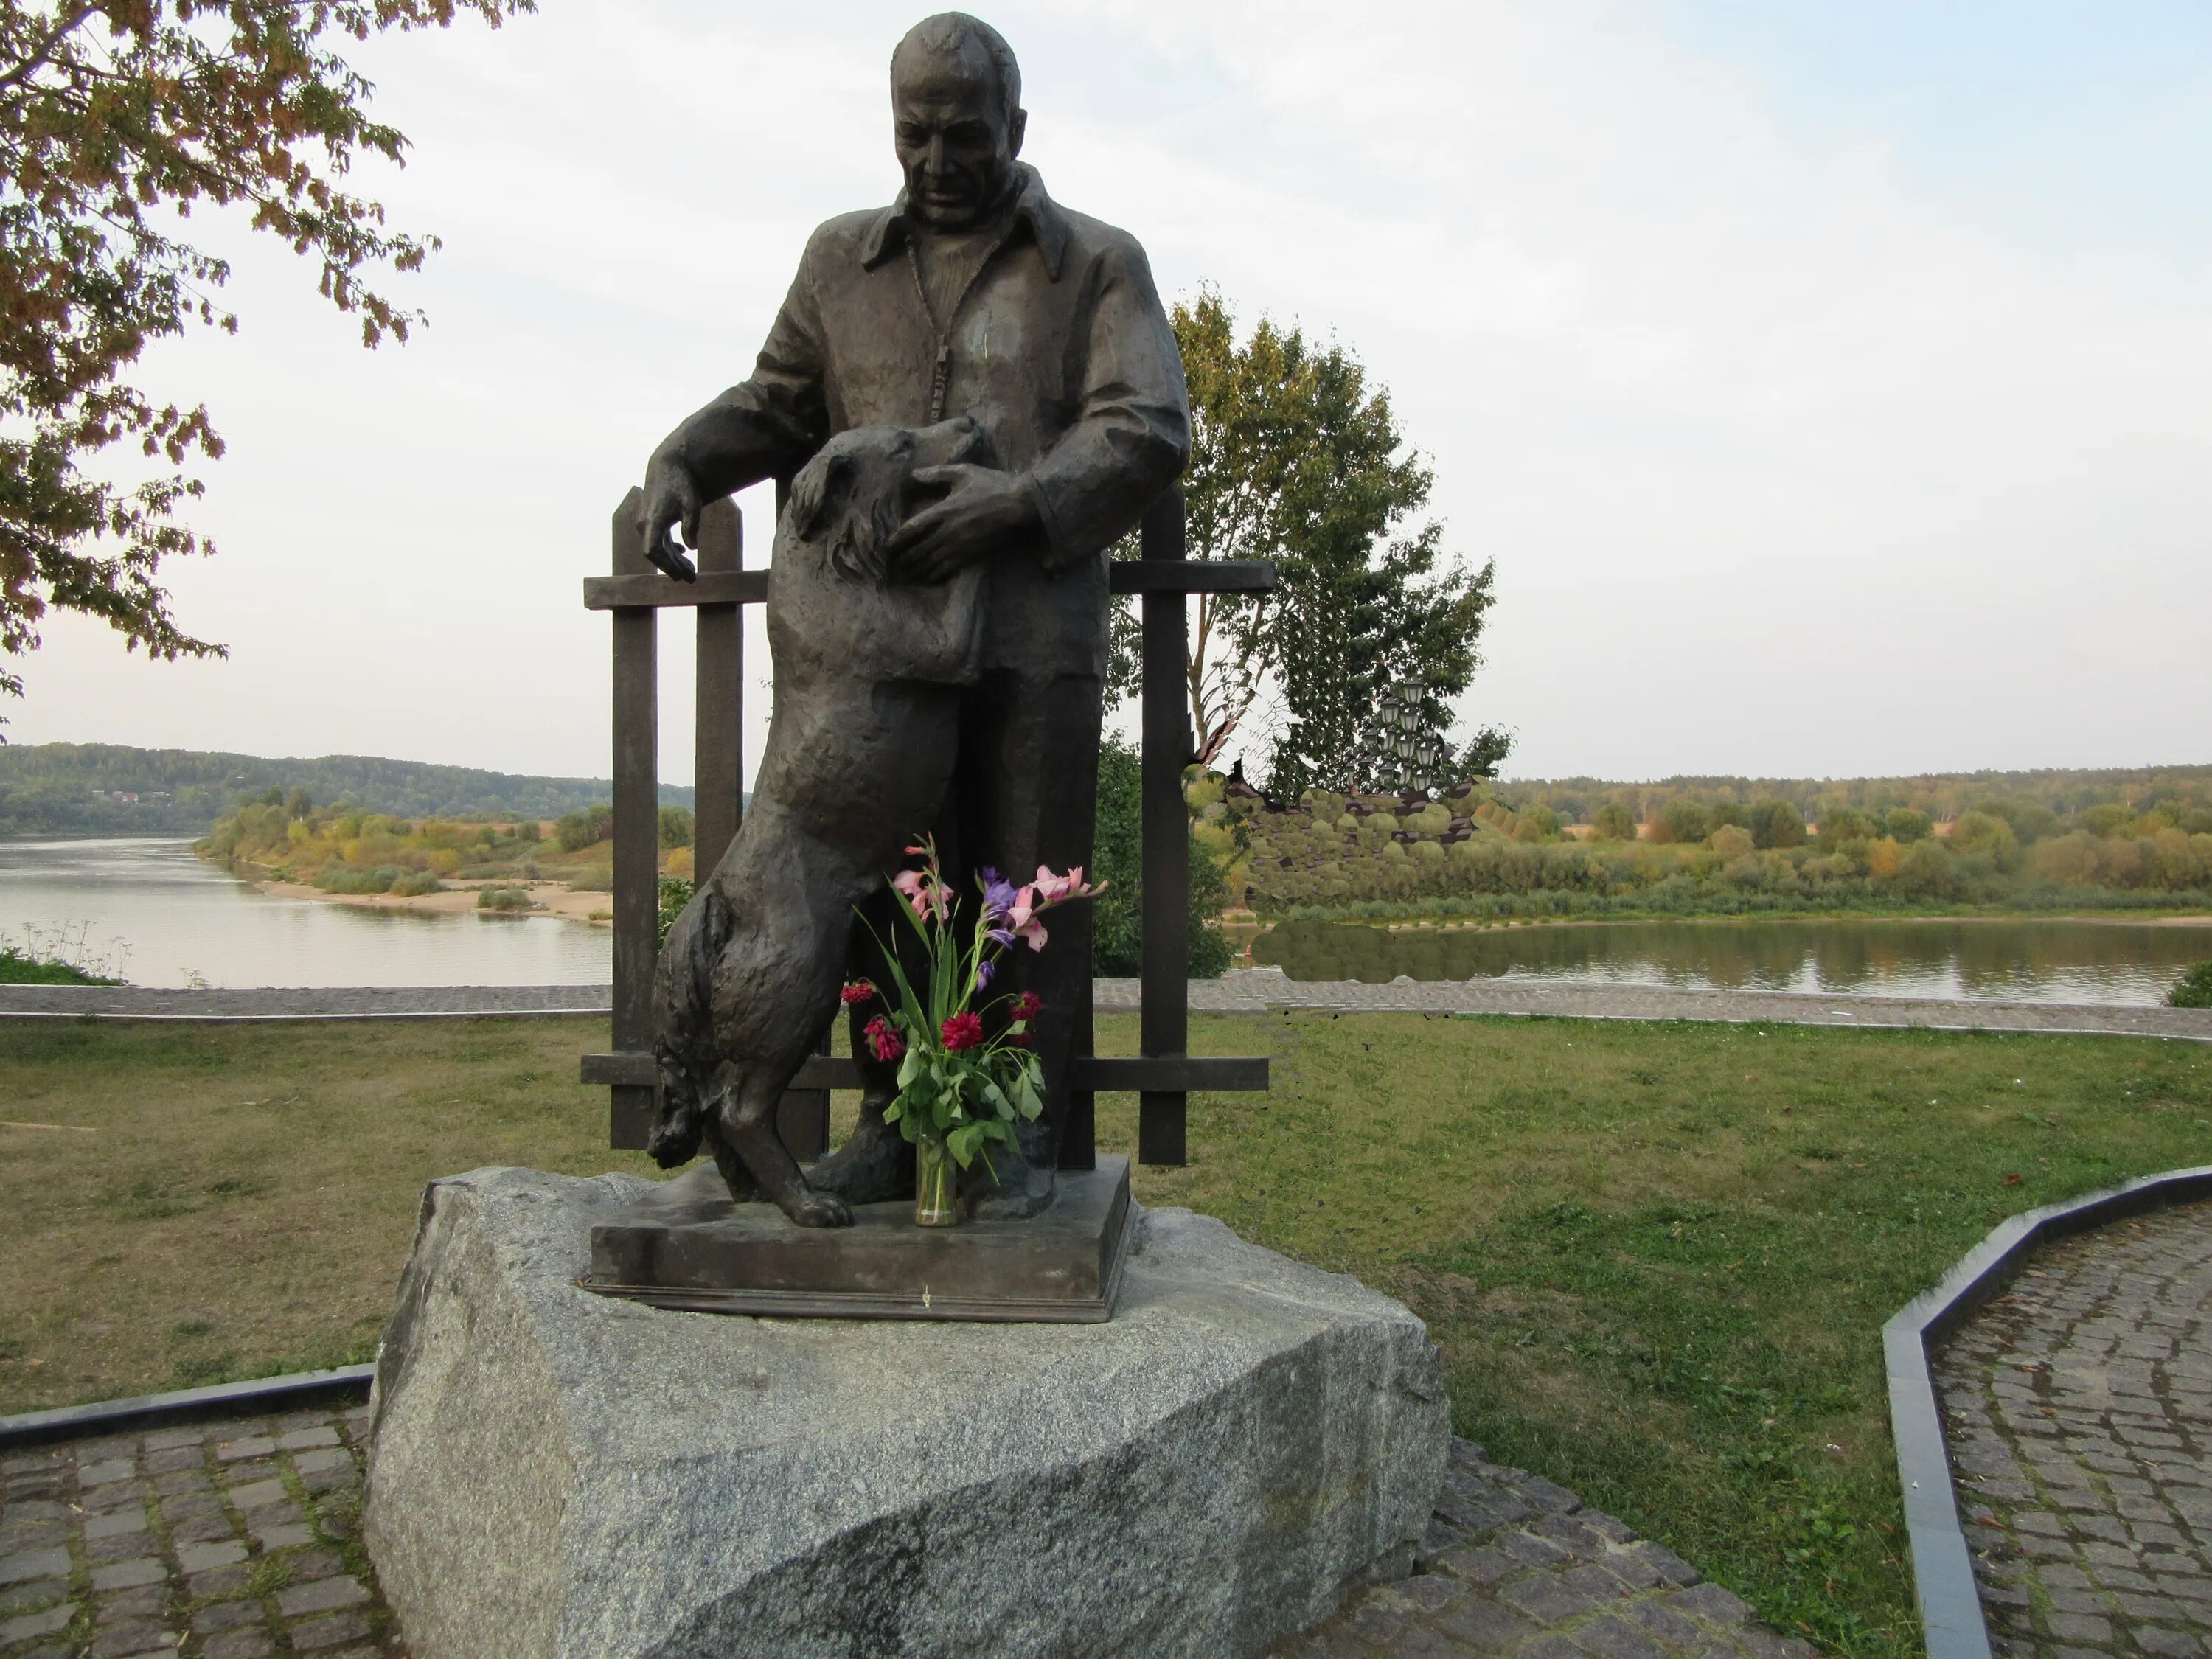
[807,1105,914,1204]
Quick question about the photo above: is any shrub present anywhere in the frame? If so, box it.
[1885,807,1933,844]
[1747,799,1804,849]
[2168,962,2212,1010]
[1816,807,1875,850]
[1092,736,1233,978]
[389,872,443,897]
[658,877,694,947]
[1592,802,1636,841]
[556,803,614,852]
[1709,826,1755,860]
[1950,810,2019,866]
[1657,799,1710,844]
[316,866,397,895]
[658,804,695,849]
[1512,804,1559,843]
[477,887,535,912]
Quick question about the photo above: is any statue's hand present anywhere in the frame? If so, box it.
[886,464,1040,585]
[641,459,703,583]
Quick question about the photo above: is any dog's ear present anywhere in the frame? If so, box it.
[786,446,850,540]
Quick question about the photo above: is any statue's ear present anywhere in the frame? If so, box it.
[787,448,849,539]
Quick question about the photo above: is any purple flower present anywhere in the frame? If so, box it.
[979,866,1019,921]
[975,959,996,990]
[986,927,1015,950]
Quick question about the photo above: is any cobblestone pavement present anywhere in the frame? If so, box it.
[0,1402,391,1659]
[1,1406,1802,1659]
[1272,1437,1812,1659]
[4,970,2205,1041]
[1935,1202,2212,1658]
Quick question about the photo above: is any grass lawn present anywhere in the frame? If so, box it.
[4,1013,2208,1655]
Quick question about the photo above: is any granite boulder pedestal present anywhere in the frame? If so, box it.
[363,1165,1448,1659]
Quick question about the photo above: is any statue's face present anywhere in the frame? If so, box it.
[891,42,1024,234]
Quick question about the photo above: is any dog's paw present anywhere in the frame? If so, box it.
[782,1189,854,1229]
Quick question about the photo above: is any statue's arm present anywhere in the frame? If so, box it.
[641,262,831,557]
[1022,237,1192,571]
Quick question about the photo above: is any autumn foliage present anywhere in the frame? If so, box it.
[0,0,529,717]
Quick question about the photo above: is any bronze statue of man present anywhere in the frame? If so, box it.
[641,13,1189,1216]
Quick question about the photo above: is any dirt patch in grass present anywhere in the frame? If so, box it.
[4,1011,2208,1655]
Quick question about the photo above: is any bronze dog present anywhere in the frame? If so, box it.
[647,419,992,1227]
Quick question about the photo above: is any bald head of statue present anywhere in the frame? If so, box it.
[890,13,1026,234]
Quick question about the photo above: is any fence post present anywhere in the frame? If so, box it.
[692,499,744,877]
[608,489,658,1151]
[1138,490,1192,1166]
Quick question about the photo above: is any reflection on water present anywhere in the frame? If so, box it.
[0,838,609,989]
[1250,917,2211,1006]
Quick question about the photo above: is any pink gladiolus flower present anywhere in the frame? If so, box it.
[891,869,934,919]
[1004,883,1048,952]
[1032,864,1105,905]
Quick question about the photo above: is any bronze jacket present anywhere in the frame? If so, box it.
[650,164,1190,681]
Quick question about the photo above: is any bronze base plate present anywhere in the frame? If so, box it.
[580,1155,1132,1323]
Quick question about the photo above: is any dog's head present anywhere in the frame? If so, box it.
[785,417,995,585]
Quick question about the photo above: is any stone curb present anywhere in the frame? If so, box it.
[0,1366,374,1451]
[1882,1164,2212,1659]
[4,973,2208,1043]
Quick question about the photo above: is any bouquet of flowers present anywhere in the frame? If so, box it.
[846,836,1103,1224]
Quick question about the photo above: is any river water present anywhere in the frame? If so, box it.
[0,838,608,988]
[4,838,2205,1002]
[1251,917,2210,1006]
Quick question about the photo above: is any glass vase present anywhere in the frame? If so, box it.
[914,1136,959,1228]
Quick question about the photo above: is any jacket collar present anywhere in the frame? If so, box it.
[859,163,1068,282]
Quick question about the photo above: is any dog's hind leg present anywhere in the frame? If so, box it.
[709,1057,849,1228]
[706,823,858,1228]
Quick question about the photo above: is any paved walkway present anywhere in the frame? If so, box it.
[0,1400,388,1658]
[1271,1441,1814,1659]
[0,1407,1806,1659]
[1934,1202,2212,1658]
[4,970,2207,1041]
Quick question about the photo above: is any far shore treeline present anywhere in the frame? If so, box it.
[180,750,2212,932]
[1230,763,2212,920]
[0,743,693,837]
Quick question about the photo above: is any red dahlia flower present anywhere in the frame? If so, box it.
[940,1011,985,1052]
[1010,991,1043,1023]
[864,1015,904,1064]
[840,980,876,1006]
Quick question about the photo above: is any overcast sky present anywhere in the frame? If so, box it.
[12,0,2210,785]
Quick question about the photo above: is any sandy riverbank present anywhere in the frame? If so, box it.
[1345,911,2212,934]
[257,879,613,925]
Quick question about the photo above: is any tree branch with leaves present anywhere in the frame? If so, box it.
[1110,289,1508,797]
[0,0,530,722]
